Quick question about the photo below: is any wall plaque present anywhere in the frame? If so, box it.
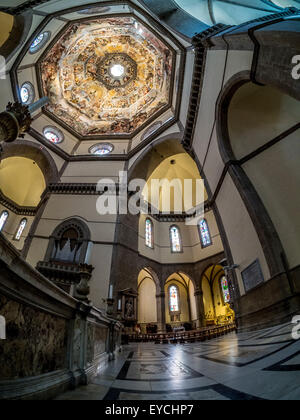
[242,259,264,293]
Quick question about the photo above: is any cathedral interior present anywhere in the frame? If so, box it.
[0,0,299,402]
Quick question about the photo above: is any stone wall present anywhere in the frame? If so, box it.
[0,295,68,380]
[0,234,122,400]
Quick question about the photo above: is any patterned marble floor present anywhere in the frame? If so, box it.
[57,322,300,400]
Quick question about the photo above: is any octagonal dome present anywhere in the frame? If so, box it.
[39,16,175,138]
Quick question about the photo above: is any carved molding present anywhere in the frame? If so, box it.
[0,189,37,216]
[182,24,229,153]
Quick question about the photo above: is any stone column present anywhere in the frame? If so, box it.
[194,288,206,328]
[187,294,192,323]
[156,292,166,333]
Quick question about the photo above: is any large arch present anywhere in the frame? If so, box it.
[201,264,235,325]
[0,156,46,207]
[216,71,288,278]
[137,268,158,332]
[164,271,197,330]
[1,140,60,258]
[0,12,32,61]
[110,135,226,328]
[128,133,184,182]
[216,71,300,329]
[2,140,60,186]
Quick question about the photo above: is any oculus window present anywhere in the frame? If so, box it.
[43,126,64,144]
[89,143,114,155]
[29,31,51,54]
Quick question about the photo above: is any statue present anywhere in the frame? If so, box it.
[125,299,134,319]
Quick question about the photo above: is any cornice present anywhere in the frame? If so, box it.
[181,23,230,153]
[0,189,37,216]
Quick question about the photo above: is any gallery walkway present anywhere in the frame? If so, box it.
[56,322,300,400]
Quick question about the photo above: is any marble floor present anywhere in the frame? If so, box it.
[57,322,300,400]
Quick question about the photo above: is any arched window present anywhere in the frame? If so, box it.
[145,218,154,248]
[169,285,180,312]
[221,276,230,304]
[199,219,212,248]
[15,218,27,241]
[170,225,182,253]
[0,211,9,232]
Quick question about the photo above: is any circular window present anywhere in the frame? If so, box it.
[89,143,114,156]
[20,82,35,105]
[43,126,64,144]
[110,64,125,78]
[29,31,51,54]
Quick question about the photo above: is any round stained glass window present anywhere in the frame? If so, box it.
[89,143,114,156]
[29,31,51,54]
[20,82,35,105]
[43,126,64,144]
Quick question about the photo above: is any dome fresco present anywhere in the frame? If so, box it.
[39,16,174,138]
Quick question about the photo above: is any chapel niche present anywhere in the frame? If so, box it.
[36,219,94,298]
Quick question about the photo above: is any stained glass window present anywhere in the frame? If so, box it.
[169,285,179,312]
[29,32,51,54]
[21,86,29,103]
[15,219,27,241]
[0,211,8,232]
[89,143,114,155]
[20,82,35,105]
[43,126,64,144]
[170,225,182,253]
[199,219,212,248]
[221,276,230,303]
[145,218,154,248]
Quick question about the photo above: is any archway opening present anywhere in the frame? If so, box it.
[202,265,235,326]
[142,152,207,213]
[165,272,197,332]
[227,82,300,271]
[0,157,46,207]
[0,12,14,48]
[137,268,158,333]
